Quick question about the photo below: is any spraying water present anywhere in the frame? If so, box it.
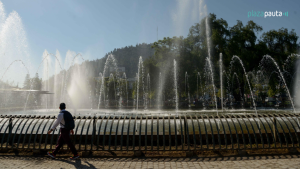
[0,2,6,30]
[0,60,30,82]
[185,72,191,108]
[174,60,178,113]
[107,73,116,108]
[197,72,204,99]
[24,52,64,111]
[157,72,162,109]
[44,55,49,109]
[98,54,119,109]
[206,57,218,114]
[205,17,211,60]
[62,53,84,102]
[119,72,127,109]
[204,15,217,113]
[231,56,257,114]
[0,9,31,87]
[232,72,244,107]
[133,73,138,110]
[123,73,128,107]
[53,50,62,108]
[261,55,295,113]
[136,56,144,110]
[197,72,199,99]
[147,73,151,109]
[220,53,223,111]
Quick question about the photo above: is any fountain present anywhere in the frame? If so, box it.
[232,72,244,108]
[205,57,218,114]
[260,55,295,113]
[220,53,223,111]
[136,56,144,110]
[24,52,64,111]
[185,72,191,108]
[118,72,127,109]
[174,59,178,113]
[157,72,162,109]
[0,27,297,116]
[0,60,30,82]
[1,1,299,156]
[3,0,296,115]
[230,55,257,114]
[146,73,150,109]
[98,54,119,109]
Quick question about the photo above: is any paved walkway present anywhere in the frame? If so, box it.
[0,155,300,169]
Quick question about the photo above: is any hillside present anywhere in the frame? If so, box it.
[86,43,154,78]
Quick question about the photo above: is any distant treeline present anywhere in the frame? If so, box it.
[83,43,155,78]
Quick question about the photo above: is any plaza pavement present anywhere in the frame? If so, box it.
[0,155,300,169]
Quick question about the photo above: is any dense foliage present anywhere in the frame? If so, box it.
[146,13,300,101]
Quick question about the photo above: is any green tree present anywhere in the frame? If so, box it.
[261,28,299,65]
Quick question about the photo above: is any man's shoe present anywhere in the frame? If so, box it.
[47,152,56,159]
[70,154,80,160]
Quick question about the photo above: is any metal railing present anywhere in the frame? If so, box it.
[0,113,300,152]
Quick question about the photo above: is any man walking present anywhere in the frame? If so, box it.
[47,103,79,159]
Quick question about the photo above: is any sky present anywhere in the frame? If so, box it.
[0,0,299,85]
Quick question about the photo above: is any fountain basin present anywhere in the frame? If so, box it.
[0,111,299,152]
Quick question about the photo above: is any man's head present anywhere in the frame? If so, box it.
[59,103,66,110]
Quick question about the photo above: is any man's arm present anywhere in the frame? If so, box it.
[47,113,63,134]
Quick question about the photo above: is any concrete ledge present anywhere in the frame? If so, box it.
[32,150,40,155]
[79,151,91,157]
[288,148,299,154]
[134,151,144,157]
[238,150,248,156]
[0,148,299,158]
[185,151,195,157]
[0,149,9,153]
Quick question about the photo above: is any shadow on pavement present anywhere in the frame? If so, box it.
[90,154,300,162]
[58,159,96,169]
